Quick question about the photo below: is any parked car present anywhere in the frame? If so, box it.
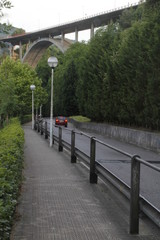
[55,116,68,127]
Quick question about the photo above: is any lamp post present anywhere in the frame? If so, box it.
[30,84,36,130]
[48,56,58,147]
[40,104,42,118]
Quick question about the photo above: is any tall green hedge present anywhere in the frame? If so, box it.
[51,2,160,130]
[0,118,24,240]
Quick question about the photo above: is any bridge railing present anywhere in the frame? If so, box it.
[54,2,139,28]
[35,119,160,234]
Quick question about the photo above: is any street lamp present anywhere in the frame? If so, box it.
[40,104,42,118]
[48,56,58,147]
[30,84,36,130]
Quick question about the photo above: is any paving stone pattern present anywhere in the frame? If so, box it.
[11,124,160,240]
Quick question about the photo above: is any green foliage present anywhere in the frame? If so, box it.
[118,8,139,29]
[36,1,160,130]
[54,42,88,116]
[112,2,160,128]
[36,46,64,116]
[0,57,48,121]
[146,0,160,6]
[19,114,32,124]
[11,28,25,36]
[0,23,12,35]
[0,118,24,239]
[118,2,145,30]
[0,76,17,118]
[83,24,121,121]
[57,60,79,116]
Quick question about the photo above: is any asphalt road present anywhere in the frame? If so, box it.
[46,119,160,210]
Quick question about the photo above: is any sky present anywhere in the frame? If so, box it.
[2,0,139,40]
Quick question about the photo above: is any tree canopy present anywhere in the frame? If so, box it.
[36,1,160,130]
[0,0,12,16]
[0,57,47,121]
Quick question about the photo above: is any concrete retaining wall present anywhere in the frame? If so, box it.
[69,119,160,152]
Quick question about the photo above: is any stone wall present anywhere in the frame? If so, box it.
[69,119,160,152]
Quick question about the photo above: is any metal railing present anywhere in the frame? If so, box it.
[35,120,160,234]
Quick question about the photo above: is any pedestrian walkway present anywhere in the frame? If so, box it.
[11,123,160,240]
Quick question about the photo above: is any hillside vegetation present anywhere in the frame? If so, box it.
[36,0,160,130]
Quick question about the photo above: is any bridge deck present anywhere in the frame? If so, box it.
[11,123,160,239]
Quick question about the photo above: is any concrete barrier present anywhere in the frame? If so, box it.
[69,119,160,152]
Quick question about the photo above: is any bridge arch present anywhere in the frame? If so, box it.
[22,37,72,68]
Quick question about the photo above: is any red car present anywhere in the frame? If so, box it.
[55,116,68,127]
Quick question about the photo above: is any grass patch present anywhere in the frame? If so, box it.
[70,115,91,122]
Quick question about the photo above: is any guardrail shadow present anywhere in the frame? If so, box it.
[35,120,160,234]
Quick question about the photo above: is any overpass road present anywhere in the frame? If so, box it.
[44,119,160,212]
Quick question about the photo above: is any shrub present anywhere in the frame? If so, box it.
[0,118,24,239]
[19,114,32,124]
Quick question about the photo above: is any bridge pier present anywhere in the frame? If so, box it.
[26,40,31,52]
[9,45,13,58]
[90,23,94,39]
[75,27,78,42]
[19,41,23,61]
[61,32,65,46]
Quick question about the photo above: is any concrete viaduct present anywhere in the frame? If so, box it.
[0,2,138,68]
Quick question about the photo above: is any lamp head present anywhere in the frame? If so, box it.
[30,84,36,91]
[48,56,58,68]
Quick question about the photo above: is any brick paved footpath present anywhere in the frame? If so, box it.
[11,123,160,240]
